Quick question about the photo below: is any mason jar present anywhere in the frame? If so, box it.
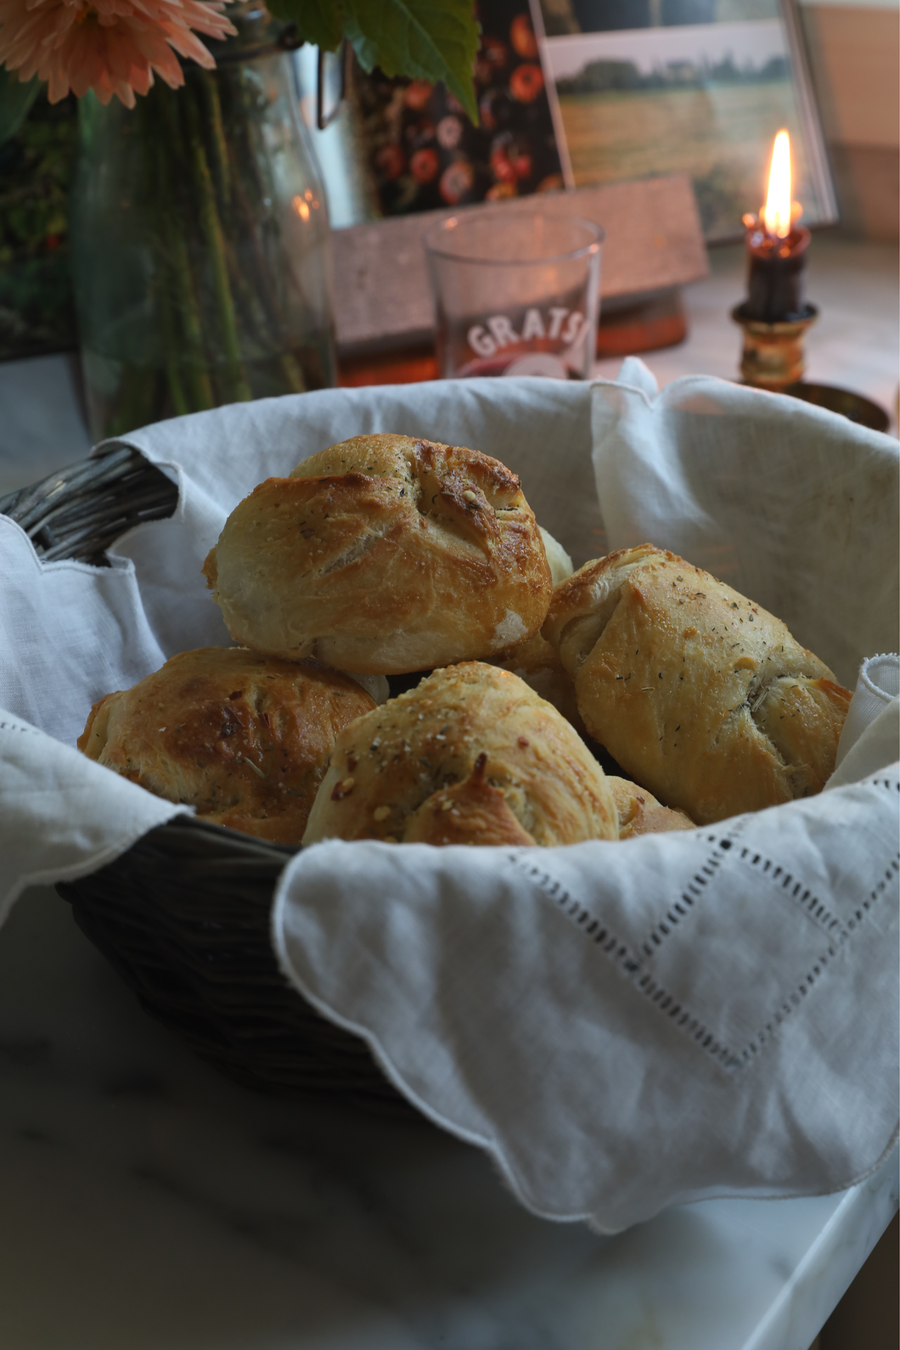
[70,4,336,439]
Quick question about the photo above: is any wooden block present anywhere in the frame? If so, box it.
[595,290,687,358]
[333,174,708,354]
[337,289,689,386]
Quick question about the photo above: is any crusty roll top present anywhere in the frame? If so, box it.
[302,661,619,848]
[543,546,851,824]
[203,434,552,675]
[78,647,376,844]
[606,776,695,838]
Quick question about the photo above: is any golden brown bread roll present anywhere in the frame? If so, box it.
[489,630,585,736]
[302,661,618,847]
[404,753,539,847]
[607,776,695,838]
[78,648,375,844]
[543,545,852,824]
[202,434,552,675]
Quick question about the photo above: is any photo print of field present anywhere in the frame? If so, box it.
[532,0,835,239]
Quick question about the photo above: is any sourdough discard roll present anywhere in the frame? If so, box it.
[78,648,376,844]
[202,434,553,675]
[543,545,852,824]
[302,661,619,848]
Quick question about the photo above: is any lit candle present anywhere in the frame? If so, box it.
[741,130,811,323]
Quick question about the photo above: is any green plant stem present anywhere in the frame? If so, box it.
[220,230,304,393]
[217,71,306,394]
[154,90,215,412]
[278,350,307,393]
[108,361,162,438]
[99,102,168,436]
[222,96,311,388]
[157,284,191,418]
[197,70,231,209]
[220,73,285,331]
[182,85,252,403]
[165,214,217,411]
[228,155,281,325]
[150,171,192,418]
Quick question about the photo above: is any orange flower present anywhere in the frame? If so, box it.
[0,0,235,107]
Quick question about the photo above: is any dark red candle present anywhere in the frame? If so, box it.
[743,221,811,322]
[738,130,814,324]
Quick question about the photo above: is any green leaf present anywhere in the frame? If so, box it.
[343,0,480,124]
[263,0,345,50]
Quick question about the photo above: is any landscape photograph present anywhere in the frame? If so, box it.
[534,3,834,239]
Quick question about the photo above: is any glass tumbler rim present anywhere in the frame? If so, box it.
[423,210,605,267]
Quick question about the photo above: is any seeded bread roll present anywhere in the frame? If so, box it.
[78,648,376,844]
[489,630,585,736]
[607,777,695,838]
[202,434,553,675]
[302,661,618,847]
[543,545,852,824]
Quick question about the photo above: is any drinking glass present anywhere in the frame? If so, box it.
[424,211,603,380]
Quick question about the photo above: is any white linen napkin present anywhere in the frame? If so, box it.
[832,653,900,785]
[0,368,897,1232]
[273,750,898,1233]
[591,357,899,689]
[0,708,184,925]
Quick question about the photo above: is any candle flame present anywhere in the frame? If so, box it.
[763,130,792,239]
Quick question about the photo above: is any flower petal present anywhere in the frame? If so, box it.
[0,0,235,103]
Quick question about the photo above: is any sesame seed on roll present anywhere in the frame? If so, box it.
[302,661,619,848]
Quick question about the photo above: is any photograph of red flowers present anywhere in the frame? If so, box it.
[355,0,565,217]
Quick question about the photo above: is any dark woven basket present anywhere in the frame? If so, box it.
[0,443,179,566]
[3,448,410,1114]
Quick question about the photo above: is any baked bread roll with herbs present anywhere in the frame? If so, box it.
[202,434,553,675]
[543,545,852,825]
[489,630,585,736]
[302,661,618,848]
[486,531,579,729]
[78,648,376,844]
[607,777,695,839]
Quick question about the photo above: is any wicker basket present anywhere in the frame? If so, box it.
[2,448,412,1114]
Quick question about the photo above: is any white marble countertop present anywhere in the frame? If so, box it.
[0,233,897,1348]
[2,885,897,1350]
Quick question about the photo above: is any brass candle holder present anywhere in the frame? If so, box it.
[731,132,890,430]
[730,302,890,431]
[731,302,818,391]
